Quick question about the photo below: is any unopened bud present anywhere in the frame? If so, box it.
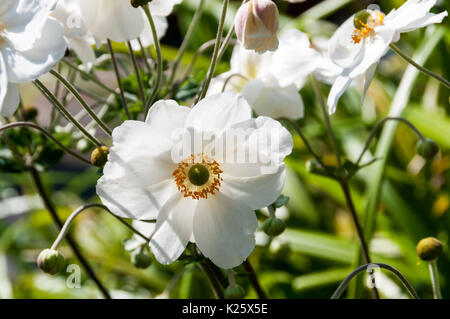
[262,217,285,237]
[416,139,439,160]
[131,251,152,269]
[417,237,444,261]
[22,106,38,121]
[91,146,109,167]
[37,249,65,275]
[224,284,246,299]
[234,0,279,53]
[130,0,151,8]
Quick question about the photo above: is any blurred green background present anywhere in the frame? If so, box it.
[0,0,449,299]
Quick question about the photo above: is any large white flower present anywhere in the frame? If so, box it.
[96,92,293,269]
[0,0,67,116]
[209,29,320,120]
[78,0,182,47]
[327,1,447,114]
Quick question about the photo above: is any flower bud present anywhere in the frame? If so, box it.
[131,251,152,269]
[91,146,109,167]
[416,139,439,160]
[37,249,65,275]
[416,237,444,261]
[22,106,38,121]
[234,0,279,53]
[224,284,246,299]
[262,217,286,237]
[130,0,151,8]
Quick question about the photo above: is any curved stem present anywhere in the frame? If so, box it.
[428,260,442,299]
[29,167,111,299]
[107,39,131,120]
[127,41,147,106]
[311,74,340,167]
[50,204,150,251]
[278,117,327,170]
[166,0,206,87]
[340,179,379,299]
[221,73,248,92]
[61,59,117,95]
[331,263,420,299]
[196,0,229,102]
[0,122,91,165]
[33,80,103,147]
[49,70,112,136]
[390,44,450,89]
[143,5,163,111]
[243,260,267,299]
[355,117,426,166]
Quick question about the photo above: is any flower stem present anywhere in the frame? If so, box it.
[196,0,229,102]
[33,80,103,147]
[243,260,268,299]
[355,117,425,166]
[166,0,206,87]
[198,261,225,299]
[29,167,111,299]
[428,260,442,299]
[127,41,147,107]
[331,263,420,299]
[390,43,450,89]
[49,70,112,136]
[143,5,163,111]
[0,122,91,165]
[107,39,131,120]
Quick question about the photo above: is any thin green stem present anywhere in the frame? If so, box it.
[0,122,91,165]
[61,59,117,95]
[143,5,163,111]
[355,117,426,166]
[428,260,442,299]
[33,80,103,147]
[49,70,112,136]
[196,0,229,103]
[107,39,131,120]
[198,261,225,299]
[243,260,267,299]
[390,44,450,89]
[127,41,147,106]
[166,0,206,87]
[311,74,340,167]
[29,167,111,299]
[331,263,420,299]
[137,37,152,73]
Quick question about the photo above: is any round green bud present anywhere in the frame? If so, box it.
[353,10,371,30]
[416,139,439,160]
[262,217,286,237]
[416,237,444,261]
[188,164,210,186]
[37,249,65,275]
[22,106,38,121]
[130,0,151,8]
[224,284,246,299]
[91,146,109,167]
[131,251,152,269]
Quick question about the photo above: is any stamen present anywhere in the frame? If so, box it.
[173,153,223,200]
[351,11,385,44]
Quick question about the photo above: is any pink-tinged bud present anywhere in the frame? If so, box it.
[235,0,279,53]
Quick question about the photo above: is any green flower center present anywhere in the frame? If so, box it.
[188,164,210,186]
[353,10,371,30]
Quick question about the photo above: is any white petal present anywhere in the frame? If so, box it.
[329,16,364,69]
[242,77,304,119]
[185,92,252,132]
[145,100,190,138]
[361,62,378,102]
[193,193,257,269]
[327,75,353,114]
[150,194,195,265]
[148,0,182,17]
[0,55,20,117]
[66,37,96,71]
[3,17,67,83]
[130,16,168,50]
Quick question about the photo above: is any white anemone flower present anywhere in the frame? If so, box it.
[209,29,320,120]
[327,1,448,114]
[52,0,96,70]
[0,0,67,117]
[96,92,293,269]
[78,0,181,47]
